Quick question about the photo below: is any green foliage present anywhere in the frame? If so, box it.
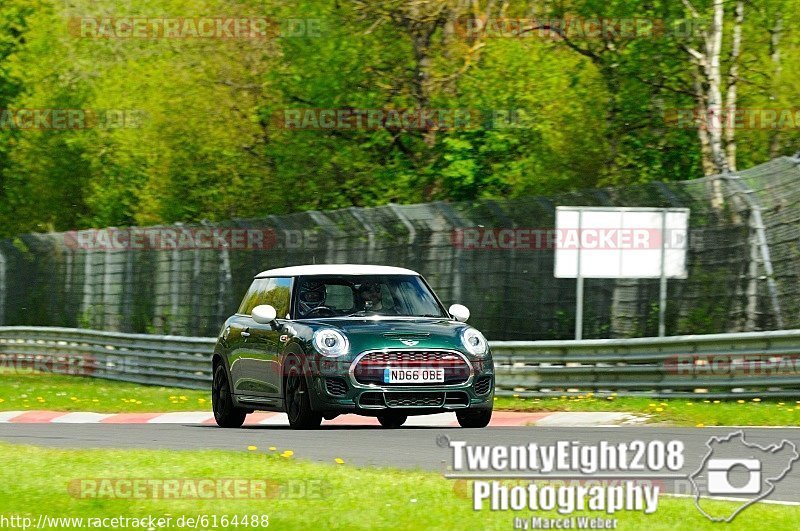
[1,0,799,236]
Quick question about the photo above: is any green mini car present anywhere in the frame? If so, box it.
[212,264,494,429]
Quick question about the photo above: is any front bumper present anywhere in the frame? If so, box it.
[307,349,494,416]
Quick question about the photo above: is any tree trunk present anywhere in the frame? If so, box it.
[768,10,783,158]
[703,0,728,175]
[724,1,743,172]
[692,71,716,176]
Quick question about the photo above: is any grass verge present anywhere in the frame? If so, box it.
[493,395,800,427]
[1,372,798,426]
[0,442,796,530]
[0,372,209,413]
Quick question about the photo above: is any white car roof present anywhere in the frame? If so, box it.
[255,264,420,278]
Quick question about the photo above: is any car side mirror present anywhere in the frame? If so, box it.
[449,304,470,323]
[252,305,277,325]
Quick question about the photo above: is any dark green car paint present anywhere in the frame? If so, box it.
[212,276,494,418]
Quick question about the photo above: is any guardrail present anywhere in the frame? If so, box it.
[1,327,799,399]
[0,326,215,390]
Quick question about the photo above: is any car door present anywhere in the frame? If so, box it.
[229,277,292,399]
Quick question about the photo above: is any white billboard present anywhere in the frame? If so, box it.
[554,207,689,279]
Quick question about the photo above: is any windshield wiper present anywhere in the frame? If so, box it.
[345,310,374,317]
[343,311,444,318]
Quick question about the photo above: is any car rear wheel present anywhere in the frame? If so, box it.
[285,362,322,429]
[456,409,492,428]
[377,414,407,428]
[212,365,247,428]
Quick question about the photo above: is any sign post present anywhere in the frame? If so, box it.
[554,207,689,339]
[574,210,584,340]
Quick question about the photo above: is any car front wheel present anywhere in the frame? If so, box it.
[456,409,492,428]
[285,361,322,429]
[212,364,247,428]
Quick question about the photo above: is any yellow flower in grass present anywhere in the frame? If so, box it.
[737,400,745,404]
[280,450,294,458]
[752,398,761,402]
[696,423,705,427]
[247,446,258,451]
[655,408,664,412]
[269,447,277,451]
[713,400,720,404]
[334,458,345,465]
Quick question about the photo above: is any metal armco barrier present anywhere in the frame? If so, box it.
[1,327,799,398]
[0,327,215,390]
[492,329,800,399]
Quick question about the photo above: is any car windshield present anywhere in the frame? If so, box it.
[294,275,447,319]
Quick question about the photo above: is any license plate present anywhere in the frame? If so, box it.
[383,368,445,384]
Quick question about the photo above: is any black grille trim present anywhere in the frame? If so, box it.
[325,377,348,396]
[474,376,492,395]
[384,392,444,408]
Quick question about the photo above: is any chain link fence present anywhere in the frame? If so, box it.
[0,156,798,340]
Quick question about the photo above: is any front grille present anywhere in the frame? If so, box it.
[384,392,444,408]
[325,377,348,396]
[474,376,492,395]
[359,392,384,407]
[353,350,471,385]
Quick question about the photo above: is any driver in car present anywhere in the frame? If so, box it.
[298,280,327,316]
[357,282,387,312]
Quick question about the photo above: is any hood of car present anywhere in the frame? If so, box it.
[298,317,470,353]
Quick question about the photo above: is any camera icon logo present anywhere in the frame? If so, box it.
[689,431,798,522]
[706,458,761,495]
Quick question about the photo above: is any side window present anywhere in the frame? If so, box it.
[238,279,267,315]
[238,277,292,317]
[260,277,292,318]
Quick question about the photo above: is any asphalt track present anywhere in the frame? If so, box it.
[0,423,798,504]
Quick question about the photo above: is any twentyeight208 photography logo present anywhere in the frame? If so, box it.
[689,431,799,522]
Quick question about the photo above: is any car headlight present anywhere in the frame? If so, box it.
[313,329,349,357]
[461,328,488,356]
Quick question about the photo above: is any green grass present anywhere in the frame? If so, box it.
[493,394,800,427]
[1,372,798,426]
[0,372,209,413]
[0,443,796,530]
